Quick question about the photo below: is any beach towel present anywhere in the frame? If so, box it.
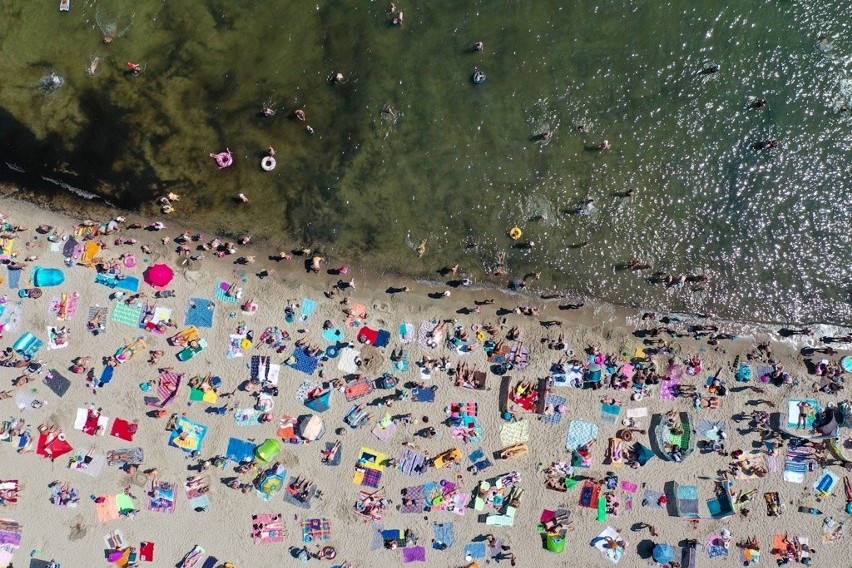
[402,546,426,563]
[184,298,214,328]
[98,365,115,387]
[114,276,140,293]
[252,513,285,544]
[399,447,428,476]
[787,398,819,430]
[74,408,108,436]
[215,281,239,303]
[433,522,455,549]
[593,527,625,564]
[579,481,601,508]
[86,306,108,334]
[185,476,211,511]
[109,418,138,442]
[7,266,22,289]
[43,369,71,397]
[168,416,208,453]
[46,325,69,350]
[226,438,256,464]
[541,394,566,425]
[642,489,664,508]
[68,450,106,478]
[111,302,144,328]
[360,467,382,488]
[400,322,415,343]
[566,420,599,451]
[418,321,442,348]
[287,347,319,375]
[499,420,530,447]
[106,447,144,467]
[400,484,426,513]
[299,298,316,322]
[372,420,398,442]
[0,302,22,334]
[140,542,154,562]
[96,495,120,524]
[301,517,331,542]
[601,403,622,424]
[345,378,375,401]
[178,545,205,568]
[148,481,176,513]
[784,445,810,483]
[143,306,173,333]
[322,327,344,343]
[412,386,435,402]
[358,326,379,345]
[659,377,680,400]
[464,542,487,560]
[814,470,839,496]
[145,370,182,408]
[706,535,729,558]
[234,408,264,427]
[338,347,361,374]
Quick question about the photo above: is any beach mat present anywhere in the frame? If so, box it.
[7,266,22,289]
[215,281,239,303]
[432,522,455,548]
[185,298,214,328]
[43,369,71,397]
[111,302,144,328]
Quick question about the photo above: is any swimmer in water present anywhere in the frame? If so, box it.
[756,139,779,150]
[700,64,720,75]
[473,41,484,52]
[751,98,768,110]
[294,108,306,121]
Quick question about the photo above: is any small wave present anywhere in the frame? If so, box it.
[40,175,108,203]
[4,162,26,173]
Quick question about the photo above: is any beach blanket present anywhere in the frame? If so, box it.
[145,369,182,408]
[499,420,530,447]
[0,302,22,333]
[400,322,415,343]
[418,321,442,348]
[787,398,819,430]
[143,306,173,333]
[168,416,208,453]
[234,408,264,426]
[345,378,375,401]
[784,446,810,483]
[68,450,105,477]
[215,281,239,303]
[541,394,566,425]
[337,347,361,374]
[400,484,427,513]
[286,347,319,375]
[566,420,599,451]
[111,302,144,328]
[659,377,680,400]
[508,343,530,370]
[372,419,398,442]
[86,306,108,334]
[593,527,625,564]
[814,470,840,496]
[412,386,435,402]
[43,369,71,397]
[299,298,316,322]
[7,266,22,289]
[402,546,426,563]
[74,408,108,436]
[295,379,322,403]
[106,447,144,467]
[301,517,331,542]
[51,293,79,321]
[464,542,487,560]
[601,403,622,424]
[433,522,455,548]
[706,535,730,558]
[579,480,601,508]
[399,447,428,476]
[185,298,214,328]
[226,438,256,464]
[252,513,285,544]
[148,480,176,513]
[734,451,766,480]
[46,325,69,350]
[642,489,664,508]
[184,475,211,511]
[109,418,138,442]
[95,495,120,524]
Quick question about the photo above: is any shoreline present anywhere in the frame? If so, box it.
[2,175,850,336]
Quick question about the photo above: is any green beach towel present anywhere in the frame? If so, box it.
[597,494,607,522]
[112,302,144,328]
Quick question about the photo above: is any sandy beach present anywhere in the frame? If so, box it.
[0,195,850,568]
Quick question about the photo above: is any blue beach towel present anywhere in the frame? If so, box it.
[288,347,319,375]
[7,267,22,289]
[566,420,600,451]
[300,298,317,322]
[185,298,215,328]
[99,365,115,386]
[412,386,435,402]
[541,394,566,425]
[226,437,256,463]
[433,522,455,549]
[464,542,487,560]
[114,276,140,293]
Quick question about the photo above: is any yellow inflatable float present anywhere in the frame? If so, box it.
[508,227,523,240]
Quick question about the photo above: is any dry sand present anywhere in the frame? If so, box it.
[0,196,849,568]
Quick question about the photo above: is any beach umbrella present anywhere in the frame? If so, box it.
[652,543,675,564]
[298,415,326,441]
[144,263,174,287]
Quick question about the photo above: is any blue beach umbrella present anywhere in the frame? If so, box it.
[652,543,675,564]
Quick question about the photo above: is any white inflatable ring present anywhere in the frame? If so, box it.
[261,156,276,171]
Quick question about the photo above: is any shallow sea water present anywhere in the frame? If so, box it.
[0,1,851,324]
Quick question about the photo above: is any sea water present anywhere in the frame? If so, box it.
[0,0,850,324]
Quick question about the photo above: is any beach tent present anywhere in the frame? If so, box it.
[32,266,65,287]
[298,415,326,441]
[635,443,654,466]
[653,543,675,564]
[305,390,332,413]
[144,263,174,288]
[255,438,281,463]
